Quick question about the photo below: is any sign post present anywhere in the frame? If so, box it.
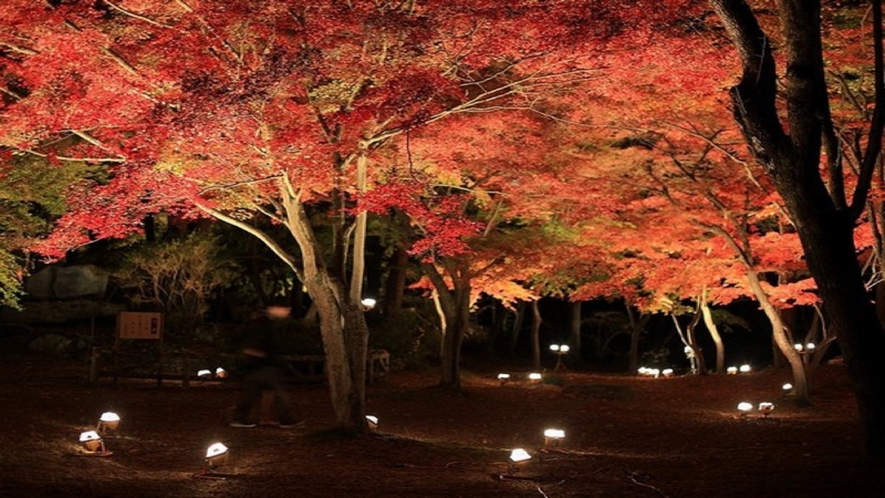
[114,312,164,386]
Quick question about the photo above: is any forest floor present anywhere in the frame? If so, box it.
[0,350,882,498]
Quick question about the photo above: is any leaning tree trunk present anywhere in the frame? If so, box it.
[746,269,810,405]
[700,297,726,373]
[711,0,885,454]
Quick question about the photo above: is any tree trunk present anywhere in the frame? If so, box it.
[383,246,409,317]
[625,302,641,373]
[284,189,368,431]
[531,299,542,370]
[509,301,526,358]
[700,299,725,373]
[569,301,582,364]
[686,305,707,375]
[711,0,885,454]
[423,260,471,389]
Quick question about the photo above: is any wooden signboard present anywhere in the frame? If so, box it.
[117,312,163,340]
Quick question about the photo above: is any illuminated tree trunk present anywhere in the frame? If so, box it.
[700,297,726,373]
[531,300,542,370]
[424,259,471,389]
[284,191,369,431]
[711,0,885,453]
[625,303,643,373]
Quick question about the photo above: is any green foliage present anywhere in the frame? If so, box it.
[0,154,107,308]
[113,230,240,343]
[0,249,22,309]
[371,309,440,370]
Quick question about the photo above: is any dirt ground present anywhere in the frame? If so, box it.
[0,351,882,498]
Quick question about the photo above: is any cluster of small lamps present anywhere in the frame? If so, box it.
[77,412,120,457]
[78,409,383,477]
[726,364,753,375]
[637,367,674,378]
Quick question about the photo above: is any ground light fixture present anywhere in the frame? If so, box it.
[543,428,565,447]
[758,402,775,417]
[366,415,379,431]
[549,344,570,371]
[215,367,228,379]
[782,383,793,392]
[509,448,531,463]
[194,442,231,479]
[528,373,542,382]
[197,369,212,378]
[96,412,120,433]
[726,366,738,375]
[78,430,112,457]
[739,364,752,373]
[361,298,377,310]
[661,368,674,377]
[497,373,511,385]
[737,402,754,417]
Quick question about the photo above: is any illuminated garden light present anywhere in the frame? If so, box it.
[528,373,542,382]
[662,368,674,377]
[758,402,775,417]
[509,448,531,462]
[543,428,566,447]
[794,343,804,352]
[366,415,379,431]
[194,442,231,479]
[782,383,793,391]
[205,442,230,469]
[649,368,661,378]
[739,364,752,373]
[215,367,228,379]
[806,343,816,352]
[197,369,212,378]
[97,412,120,432]
[638,367,648,376]
[360,298,377,309]
[549,344,570,371]
[78,430,111,456]
[726,366,738,375]
[737,402,754,416]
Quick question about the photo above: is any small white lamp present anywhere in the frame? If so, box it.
[758,402,775,417]
[366,415,379,431]
[78,430,112,456]
[543,428,565,447]
[96,412,120,433]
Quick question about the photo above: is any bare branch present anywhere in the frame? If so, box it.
[104,1,174,29]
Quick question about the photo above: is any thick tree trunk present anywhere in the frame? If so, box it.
[284,189,368,432]
[383,246,408,317]
[712,0,885,455]
[424,260,471,389]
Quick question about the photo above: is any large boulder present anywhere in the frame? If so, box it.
[24,265,108,300]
